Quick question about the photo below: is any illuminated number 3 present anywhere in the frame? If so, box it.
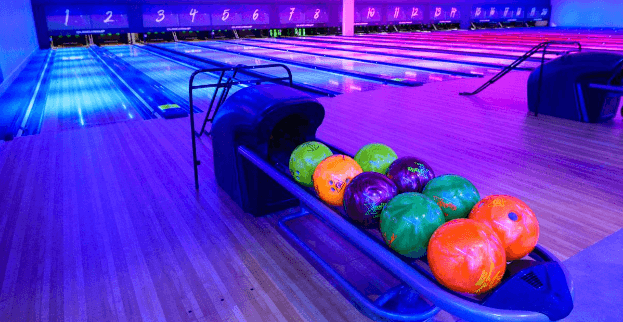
[156,10,165,22]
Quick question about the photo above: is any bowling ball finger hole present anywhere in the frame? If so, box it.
[508,212,519,221]
[345,178,350,183]
[296,171,300,175]
[329,180,334,185]
[331,187,336,192]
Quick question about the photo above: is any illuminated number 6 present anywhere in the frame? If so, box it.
[253,9,259,21]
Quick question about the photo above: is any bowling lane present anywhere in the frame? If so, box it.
[250,37,540,70]
[228,39,492,76]
[156,42,390,94]
[185,41,459,85]
[38,47,146,134]
[103,45,238,110]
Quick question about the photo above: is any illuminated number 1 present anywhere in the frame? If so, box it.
[156,10,165,22]
[314,9,320,20]
[190,8,198,23]
[517,8,522,16]
[104,11,114,23]
[367,7,375,19]
[222,9,230,21]
[253,9,259,21]
[65,9,69,26]
[411,7,419,18]
[289,8,295,21]
[450,7,457,18]
[394,7,400,19]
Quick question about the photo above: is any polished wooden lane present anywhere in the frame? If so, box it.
[0,70,621,321]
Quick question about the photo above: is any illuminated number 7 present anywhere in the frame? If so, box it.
[156,10,165,23]
[104,11,114,23]
[65,9,69,26]
[289,8,295,21]
[190,9,198,23]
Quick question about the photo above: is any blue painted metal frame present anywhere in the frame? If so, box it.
[242,37,534,71]
[237,145,574,322]
[182,41,420,87]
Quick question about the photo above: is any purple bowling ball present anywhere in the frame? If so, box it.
[386,157,435,193]
[343,172,398,227]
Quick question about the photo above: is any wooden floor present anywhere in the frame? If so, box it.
[1,71,622,321]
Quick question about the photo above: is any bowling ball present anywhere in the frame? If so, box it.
[354,143,398,174]
[427,218,506,295]
[380,193,445,258]
[386,157,435,193]
[289,141,333,187]
[343,172,398,228]
[313,155,363,206]
[422,175,480,222]
[469,195,539,261]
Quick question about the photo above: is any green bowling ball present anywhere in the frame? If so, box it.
[289,141,333,187]
[422,174,480,222]
[380,193,445,258]
[354,143,398,174]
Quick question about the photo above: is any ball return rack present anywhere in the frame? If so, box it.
[195,76,574,321]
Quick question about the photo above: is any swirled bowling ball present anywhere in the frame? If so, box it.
[422,175,480,222]
[343,172,398,228]
[354,143,398,174]
[386,157,435,193]
[380,193,445,258]
[427,219,506,294]
[469,195,539,261]
[313,155,362,206]
[289,141,333,187]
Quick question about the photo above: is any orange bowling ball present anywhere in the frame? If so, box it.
[313,155,363,206]
[468,195,539,261]
[427,219,506,295]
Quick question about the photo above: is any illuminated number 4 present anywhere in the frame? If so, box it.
[190,8,198,23]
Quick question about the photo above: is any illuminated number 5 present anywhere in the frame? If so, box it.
[104,11,114,23]
[253,9,259,21]
[222,9,230,21]
[314,9,320,20]
[190,9,198,23]
[156,10,165,22]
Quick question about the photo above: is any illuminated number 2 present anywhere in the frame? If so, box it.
[411,7,419,18]
[190,8,198,23]
[289,8,295,21]
[222,9,230,21]
[314,9,320,20]
[253,9,259,21]
[367,7,375,19]
[156,10,165,22]
[394,7,400,19]
[65,9,69,26]
[104,11,114,23]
